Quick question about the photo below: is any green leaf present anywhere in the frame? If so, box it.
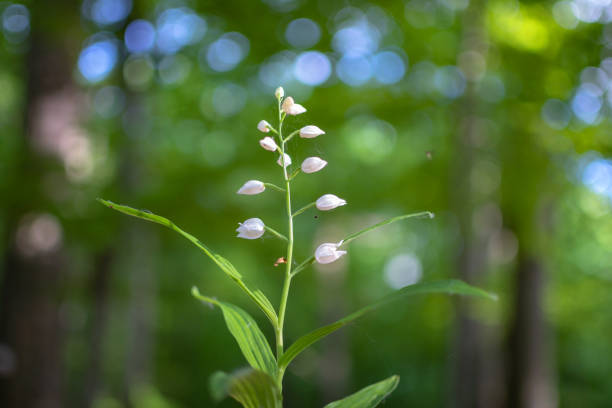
[209,371,230,402]
[279,280,496,371]
[97,199,278,327]
[323,375,400,408]
[209,369,281,408]
[292,211,434,277]
[341,211,434,246]
[192,287,277,378]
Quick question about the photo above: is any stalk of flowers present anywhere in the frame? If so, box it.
[99,85,494,408]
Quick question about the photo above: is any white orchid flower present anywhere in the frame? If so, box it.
[277,153,292,168]
[299,125,325,138]
[301,157,327,173]
[275,86,284,99]
[236,218,265,239]
[281,96,306,115]
[316,194,347,211]
[237,180,265,195]
[257,120,272,133]
[315,241,347,264]
[260,136,278,152]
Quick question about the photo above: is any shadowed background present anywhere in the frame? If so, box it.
[1,0,611,407]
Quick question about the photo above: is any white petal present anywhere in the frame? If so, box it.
[316,194,347,211]
[299,125,325,138]
[286,103,306,115]
[257,120,271,133]
[259,137,278,152]
[301,157,327,173]
[237,180,266,195]
[236,218,265,239]
[315,243,347,264]
[281,96,295,113]
[277,153,292,168]
[275,86,284,99]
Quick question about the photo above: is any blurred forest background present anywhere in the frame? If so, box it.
[1,0,612,407]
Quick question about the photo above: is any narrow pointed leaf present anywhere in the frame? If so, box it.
[292,211,434,277]
[211,369,281,408]
[323,375,400,408]
[279,280,496,370]
[192,288,277,378]
[341,211,434,245]
[97,199,278,326]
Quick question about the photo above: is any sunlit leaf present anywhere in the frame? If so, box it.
[192,287,277,378]
[279,280,496,370]
[97,199,278,326]
[323,375,399,408]
[209,369,281,408]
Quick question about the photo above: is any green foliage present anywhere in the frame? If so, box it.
[323,375,400,408]
[97,199,278,326]
[278,280,496,371]
[209,369,281,408]
[191,287,277,377]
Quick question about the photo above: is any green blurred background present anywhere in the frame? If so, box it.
[1,0,612,407]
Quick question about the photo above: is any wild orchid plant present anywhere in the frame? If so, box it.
[98,87,495,407]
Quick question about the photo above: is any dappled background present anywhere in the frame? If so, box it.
[1,0,612,407]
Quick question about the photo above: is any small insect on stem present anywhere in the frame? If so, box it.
[274,257,287,267]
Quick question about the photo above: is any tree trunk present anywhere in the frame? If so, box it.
[507,254,557,408]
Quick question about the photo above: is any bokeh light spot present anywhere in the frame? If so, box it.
[157,8,206,54]
[206,32,249,72]
[78,38,118,83]
[125,19,155,54]
[337,56,372,87]
[93,86,125,118]
[384,253,423,289]
[343,117,396,164]
[90,0,132,26]
[285,18,321,49]
[434,66,466,99]
[294,51,331,86]
[373,51,406,84]
[2,4,29,34]
[211,82,247,118]
[332,22,380,57]
[582,158,612,197]
[158,54,191,85]
[571,84,602,124]
[542,99,571,129]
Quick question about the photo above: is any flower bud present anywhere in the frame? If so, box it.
[237,180,265,195]
[301,157,327,173]
[277,153,292,168]
[281,96,307,115]
[260,136,278,152]
[275,86,284,99]
[315,242,347,264]
[299,125,325,139]
[236,218,265,239]
[257,120,271,133]
[316,194,347,211]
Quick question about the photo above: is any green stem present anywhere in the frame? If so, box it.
[265,226,288,242]
[292,202,315,218]
[283,129,300,143]
[264,182,286,193]
[290,256,315,277]
[274,97,294,395]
